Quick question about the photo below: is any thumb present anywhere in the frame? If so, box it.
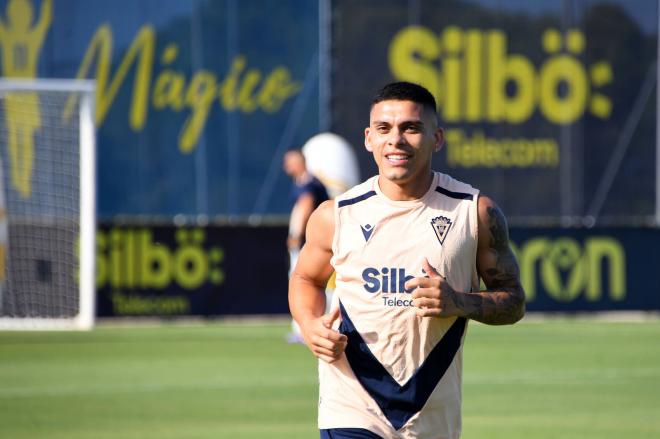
[423,258,442,279]
[322,306,341,329]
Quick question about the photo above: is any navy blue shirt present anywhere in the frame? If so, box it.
[289,175,329,209]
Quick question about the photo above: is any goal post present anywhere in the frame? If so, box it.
[0,79,96,330]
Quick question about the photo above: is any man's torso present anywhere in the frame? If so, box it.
[319,172,480,439]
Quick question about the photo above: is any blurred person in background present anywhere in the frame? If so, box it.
[289,82,525,438]
[283,149,329,343]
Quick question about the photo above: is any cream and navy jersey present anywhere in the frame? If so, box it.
[319,172,480,439]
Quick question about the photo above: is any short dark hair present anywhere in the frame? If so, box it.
[371,81,438,118]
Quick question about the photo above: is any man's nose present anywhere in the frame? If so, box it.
[387,129,404,146]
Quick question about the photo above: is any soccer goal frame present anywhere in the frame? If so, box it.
[0,79,96,330]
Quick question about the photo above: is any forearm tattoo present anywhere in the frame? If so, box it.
[468,205,525,325]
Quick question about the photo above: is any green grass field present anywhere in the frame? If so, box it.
[1,318,658,439]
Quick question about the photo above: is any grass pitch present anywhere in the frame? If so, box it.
[0,318,658,438]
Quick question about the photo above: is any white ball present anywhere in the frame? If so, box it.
[302,132,360,199]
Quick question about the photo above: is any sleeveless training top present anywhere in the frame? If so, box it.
[319,172,480,439]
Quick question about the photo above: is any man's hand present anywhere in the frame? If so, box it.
[405,259,462,318]
[300,307,347,363]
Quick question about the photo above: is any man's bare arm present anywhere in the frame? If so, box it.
[467,195,525,324]
[288,200,347,362]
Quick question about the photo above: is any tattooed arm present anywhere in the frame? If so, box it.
[408,195,525,325]
[470,195,525,324]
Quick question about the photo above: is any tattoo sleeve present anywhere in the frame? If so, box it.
[462,202,525,325]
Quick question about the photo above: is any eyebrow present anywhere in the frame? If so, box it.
[371,118,425,126]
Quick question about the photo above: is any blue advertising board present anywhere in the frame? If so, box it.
[1,0,658,317]
[95,224,660,317]
[331,0,658,225]
[510,227,660,312]
[96,222,290,317]
[0,0,321,218]
[1,0,657,224]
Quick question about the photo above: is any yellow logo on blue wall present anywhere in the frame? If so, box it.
[61,23,301,153]
[389,26,614,169]
[0,0,51,197]
[510,236,625,303]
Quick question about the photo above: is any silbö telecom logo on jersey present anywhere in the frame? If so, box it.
[362,267,416,307]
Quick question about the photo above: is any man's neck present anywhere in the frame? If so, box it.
[377,172,434,201]
[295,171,311,185]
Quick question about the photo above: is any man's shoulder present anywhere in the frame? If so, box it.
[335,177,377,208]
[433,171,479,200]
[307,199,335,236]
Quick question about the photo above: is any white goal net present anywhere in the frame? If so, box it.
[0,79,96,330]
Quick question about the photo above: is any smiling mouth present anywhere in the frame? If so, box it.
[385,153,411,164]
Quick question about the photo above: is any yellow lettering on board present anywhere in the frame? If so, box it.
[61,23,303,153]
[63,24,155,129]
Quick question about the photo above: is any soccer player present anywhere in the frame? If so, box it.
[283,149,329,343]
[288,82,525,438]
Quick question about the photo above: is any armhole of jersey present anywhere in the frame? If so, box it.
[471,189,481,292]
[330,198,341,269]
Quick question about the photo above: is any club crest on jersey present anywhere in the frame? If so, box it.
[431,216,452,245]
[360,224,374,242]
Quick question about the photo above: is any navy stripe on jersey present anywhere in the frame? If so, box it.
[338,191,377,208]
[338,301,466,430]
[320,428,384,439]
[435,186,473,200]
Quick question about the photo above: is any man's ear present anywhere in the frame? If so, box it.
[364,127,373,152]
[434,127,445,152]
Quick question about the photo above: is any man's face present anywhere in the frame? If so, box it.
[283,151,305,178]
[364,100,443,187]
